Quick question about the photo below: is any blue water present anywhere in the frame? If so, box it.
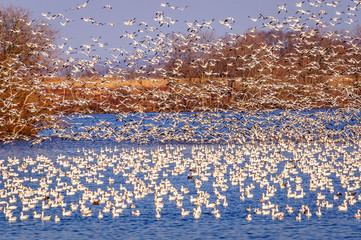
[3,215,361,240]
[1,111,361,239]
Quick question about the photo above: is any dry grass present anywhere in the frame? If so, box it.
[42,75,358,89]
[41,77,169,89]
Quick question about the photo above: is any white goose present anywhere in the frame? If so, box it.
[8,214,17,222]
[315,207,322,217]
[33,211,41,219]
[41,211,51,221]
[354,210,361,219]
[98,210,104,219]
[181,208,190,216]
[20,212,29,221]
[54,215,60,223]
[112,207,119,218]
[62,208,72,217]
[131,210,140,216]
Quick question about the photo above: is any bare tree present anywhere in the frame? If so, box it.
[354,24,361,38]
[0,5,60,140]
[0,5,59,77]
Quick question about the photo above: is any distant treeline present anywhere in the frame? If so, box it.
[56,27,361,113]
[156,28,361,83]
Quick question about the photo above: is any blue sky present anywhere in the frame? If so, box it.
[1,0,359,57]
[1,0,287,37]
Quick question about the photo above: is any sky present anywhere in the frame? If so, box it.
[1,0,360,58]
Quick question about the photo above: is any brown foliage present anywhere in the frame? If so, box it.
[0,5,60,139]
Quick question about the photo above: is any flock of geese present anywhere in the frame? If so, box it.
[1,0,360,143]
[1,0,361,228]
[51,108,361,146]
[1,140,361,223]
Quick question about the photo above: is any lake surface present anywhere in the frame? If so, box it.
[1,111,361,239]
